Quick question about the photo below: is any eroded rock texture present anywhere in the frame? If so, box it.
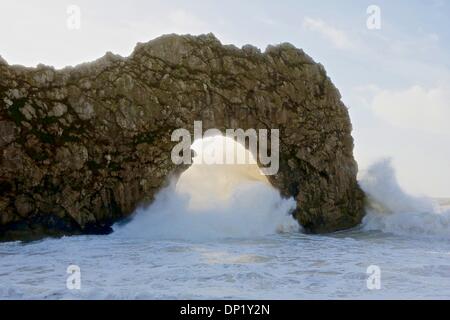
[0,33,365,241]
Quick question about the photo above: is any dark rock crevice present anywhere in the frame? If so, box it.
[0,33,365,241]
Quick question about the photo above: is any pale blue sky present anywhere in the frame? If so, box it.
[1,0,449,196]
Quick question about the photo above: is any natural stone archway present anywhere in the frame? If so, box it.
[0,33,365,241]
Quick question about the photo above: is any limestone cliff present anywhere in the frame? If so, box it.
[0,33,365,241]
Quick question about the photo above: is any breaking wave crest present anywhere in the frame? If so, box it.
[113,180,298,240]
[114,135,298,240]
[359,159,450,239]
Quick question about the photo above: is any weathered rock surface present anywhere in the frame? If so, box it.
[0,33,365,241]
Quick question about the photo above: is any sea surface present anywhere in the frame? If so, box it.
[0,226,449,299]
[0,153,449,299]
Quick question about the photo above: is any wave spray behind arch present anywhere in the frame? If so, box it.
[359,159,450,239]
[114,135,299,240]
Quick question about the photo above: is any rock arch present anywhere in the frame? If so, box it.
[0,33,365,240]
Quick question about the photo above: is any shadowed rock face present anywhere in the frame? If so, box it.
[0,33,365,241]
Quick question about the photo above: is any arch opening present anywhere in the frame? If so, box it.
[115,134,299,240]
[176,134,270,210]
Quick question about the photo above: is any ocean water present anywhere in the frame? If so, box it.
[1,227,449,299]
[0,146,449,299]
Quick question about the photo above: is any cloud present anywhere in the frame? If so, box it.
[303,17,354,50]
[371,84,450,136]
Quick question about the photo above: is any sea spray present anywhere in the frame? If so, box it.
[113,180,298,240]
[114,135,298,240]
[359,159,450,238]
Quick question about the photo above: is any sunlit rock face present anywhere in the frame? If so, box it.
[0,33,365,240]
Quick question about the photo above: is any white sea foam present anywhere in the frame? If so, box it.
[114,180,298,240]
[114,135,299,240]
[359,159,450,239]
